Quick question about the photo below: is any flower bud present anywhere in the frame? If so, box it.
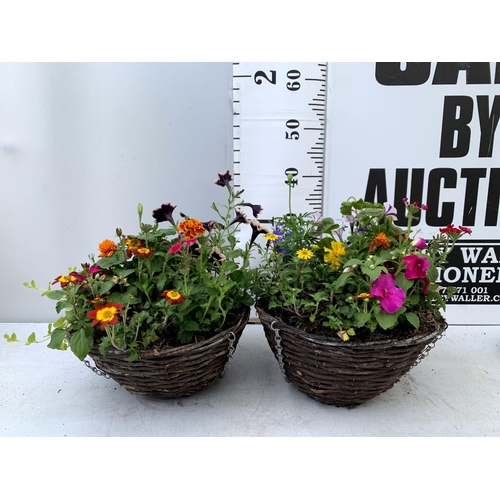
[116,228,123,237]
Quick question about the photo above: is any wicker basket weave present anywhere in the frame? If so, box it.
[85,307,250,398]
[256,302,447,408]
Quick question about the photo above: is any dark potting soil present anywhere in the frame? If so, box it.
[262,304,447,344]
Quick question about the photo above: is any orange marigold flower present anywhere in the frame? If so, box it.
[162,290,184,304]
[178,218,205,239]
[98,239,117,257]
[86,302,124,329]
[369,232,392,253]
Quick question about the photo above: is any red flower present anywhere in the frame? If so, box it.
[133,247,153,258]
[162,290,184,304]
[439,223,461,234]
[459,226,472,235]
[52,272,86,288]
[86,303,124,329]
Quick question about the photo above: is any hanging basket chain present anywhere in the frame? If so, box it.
[220,332,236,378]
[84,358,110,379]
[410,332,444,370]
[271,321,290,383]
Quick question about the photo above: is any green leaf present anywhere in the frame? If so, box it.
[26,332,37,345]
[52,317,66,329]
[427,265,439,283]
[47,328,67,350]
[229,270,244,283]
[354,312,371,327]
[343,258,363,267]
[361,265,383,281]
[240,292,255,306]
[43,290,65,300]
[4,333,18,342]
[69,328,93,361]
[55,301,70,314]
[184,320,200,332]
[405,312,420,329]
[396,273,413,292]
[99,279,115,295]
[376,310,399,330]
[96,252,126,269]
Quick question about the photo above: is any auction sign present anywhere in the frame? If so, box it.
[324,63,500,324]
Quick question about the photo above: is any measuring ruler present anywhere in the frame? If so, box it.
[232,62,328,223]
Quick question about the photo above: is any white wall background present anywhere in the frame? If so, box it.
[0,62,233,322]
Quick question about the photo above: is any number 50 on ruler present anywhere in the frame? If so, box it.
[233,63,328,222]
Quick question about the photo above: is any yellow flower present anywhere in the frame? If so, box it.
[324,241,345,269]
[264,233,280,241]
[296,248,313,260]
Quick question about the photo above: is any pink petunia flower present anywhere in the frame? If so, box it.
[89,265,101,274]
[167,242,183,254]
[402,253,430,279]
[370,273,406,314]
[411,237,427,250]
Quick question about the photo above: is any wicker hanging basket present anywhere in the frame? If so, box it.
[256,302,447,408]
[84,306,250,399]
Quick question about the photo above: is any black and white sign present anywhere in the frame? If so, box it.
[324,62,500,324]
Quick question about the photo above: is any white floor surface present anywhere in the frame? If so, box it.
[1,322,499,437]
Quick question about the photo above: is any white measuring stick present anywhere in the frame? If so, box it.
[233,62,328,223]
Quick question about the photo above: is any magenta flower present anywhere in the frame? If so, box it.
[184,237,198,246]
[167,242,183,254]
[89,265,101,274]
[402,253,430,279]
[370,273,406,314]
[411,237,427,250]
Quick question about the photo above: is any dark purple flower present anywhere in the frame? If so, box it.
[370,273,406,314]
[214,170,233,188]
[249,219,269,246]
[152,203,177,226]
[242,203,263,218]
[228,208,249,227]
[202,220,225,231]
[210,246,226,263]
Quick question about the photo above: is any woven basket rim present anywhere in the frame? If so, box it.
[88,306,250,360]
[255,301,446,349]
